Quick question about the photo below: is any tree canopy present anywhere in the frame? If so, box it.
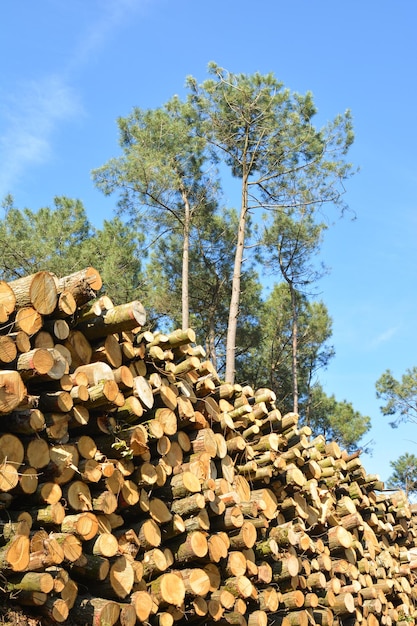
[307,385,371,453]
[93,62,355,383]
[0,63,372,454]
[376,367,417,427]
[92,95,218,329]
[188,62,354,382]
[387,453,417,498]
[0,195,144,304]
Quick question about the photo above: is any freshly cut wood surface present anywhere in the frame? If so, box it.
[0,370,26,414]
[91,334,122,368]
[75,300,146,340]
[130,590,153,622]
[17,348,54,377]
[0,535,30,572]
[72,596,120,626]
[0,280,16,317]
[14,306,43,334]
[54,290,77,317]
[0,335,17,363]
[57,267,103,305]
[149,572,186,607]
[0,432,24,466]
[9,271,58,314]
[10,331,31,354]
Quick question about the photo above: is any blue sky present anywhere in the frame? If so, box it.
[1,0,416,483]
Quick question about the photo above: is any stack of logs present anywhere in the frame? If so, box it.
[1,267,417,626]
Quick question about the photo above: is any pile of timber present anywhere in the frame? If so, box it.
[1,268,417,626]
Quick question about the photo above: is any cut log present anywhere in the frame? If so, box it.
[170,471,201,498]
[61,512,99,541]
[85,380,119,409]
[52,290,77,317]
[33,330,54,349]
[141,548,168,579]
[0,334,17,363]
[0,280,16,317]
[228,522,257,550]
[49,533,82,562]
[1,408,45,434]
[173,531,208,562]
[118,602,136,626]
[39,390,73,413]
[6,571,54,594]
[9,271,58,314]
[174,568,211,596]
[14,466,38,495]
[113,365,134,389]
[39,597,69,623]
[258,587,280,612]
[0,432,24,466]
[0,535,30,572]
[57,267,102,305]
[103,555,135,599]
[64,480,93,512]
[75,301,146,340]
[132,375,154,409]
[148,572,186,607]
[25,437,50,468]
[71,553,110,581]
[72,596,120,626]
[0,370,26,414]
[130,518,161,550]
[17,348,54,379]
[14,306,43,334]
[2,512,32,540]
[91,334,123,368]
[9,331,31,353]
[0,463,19,492]
[130,590,153,622]
[73,361,114,386]
[64,330,93,368]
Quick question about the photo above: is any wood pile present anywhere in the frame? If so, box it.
[0,267,417,626]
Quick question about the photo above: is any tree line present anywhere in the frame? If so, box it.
[1,63,377,455]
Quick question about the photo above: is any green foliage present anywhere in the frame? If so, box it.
[307,385,371,453]
[376,367,417,427]
[239,283,334,414]
[263,206,326,288]
[82,217,144,305]
[92,95,219,328]
[0,195,92,279]
[187,62,354,382]
[0,196,144,305]
[92,95,209,220]
[386,452,417,498]
[144,207,263,372]
[189,63,354,213]
[0,65,365,449]
[261,208,328,411]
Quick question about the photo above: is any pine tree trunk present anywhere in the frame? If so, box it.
[181,187,190,330]
[290,284,299,415]
[225,197,247,384]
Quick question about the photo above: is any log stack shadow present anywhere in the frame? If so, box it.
[0,268,416,626]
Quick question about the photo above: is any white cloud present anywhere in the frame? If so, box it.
[0,75,82,197]
[0,0,152,199]
[67,0,151,72]
[369,326,399,349]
